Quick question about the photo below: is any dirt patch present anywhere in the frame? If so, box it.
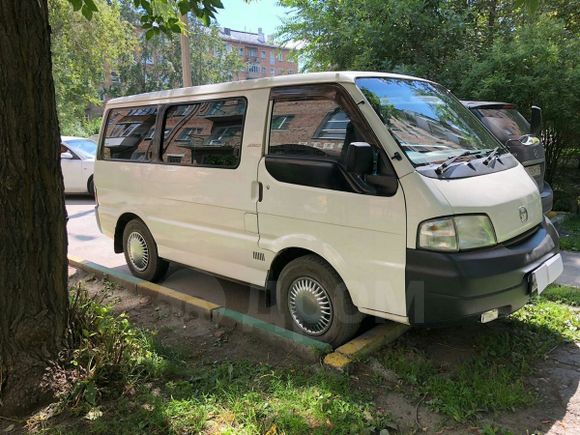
[69,270,309,370]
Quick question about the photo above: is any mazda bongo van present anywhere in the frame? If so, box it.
[94,72,563,346]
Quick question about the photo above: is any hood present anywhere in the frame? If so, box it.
[425,164,542,243]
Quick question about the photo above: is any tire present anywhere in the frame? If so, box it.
[276,255,363,347]
[122,219,168,282]
[87,176,94,196]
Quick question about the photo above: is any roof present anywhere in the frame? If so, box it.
[106,71,429,108]
[461,100,515,109]
[219,28,274,47]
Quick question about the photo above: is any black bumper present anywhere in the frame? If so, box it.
[406,218,559,325]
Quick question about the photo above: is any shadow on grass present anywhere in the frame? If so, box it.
[41,356,392,434]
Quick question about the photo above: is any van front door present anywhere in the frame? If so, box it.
[257,84,407,320]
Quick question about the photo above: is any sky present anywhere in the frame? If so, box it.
[215,0,292,37]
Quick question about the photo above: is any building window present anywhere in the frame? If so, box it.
[103,105,158,161]
[248,47,257,57]
[277,51,283,61]
[271,115,294,130]
[270,52,275,65]
[269,99,351,160]
[261,66,267,74]
[314,108,350,140]
[238,47,244,56]
[270,68,275,76]
[161,98,246,168]
[261,50,266,59]
[226,44,232,53]
[248,64,260,73]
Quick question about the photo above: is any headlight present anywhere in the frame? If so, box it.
[418,215,496,252]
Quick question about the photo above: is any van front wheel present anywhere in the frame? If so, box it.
[276,255,363,347]
[122,219,168,282]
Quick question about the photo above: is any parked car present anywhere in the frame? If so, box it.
[95,72,563,346]
[462,101,553,213]
[60,136,96,194]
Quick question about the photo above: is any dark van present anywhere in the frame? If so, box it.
[463,101,553,213]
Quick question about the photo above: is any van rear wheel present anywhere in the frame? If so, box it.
[122,219,168,282]
[276,255,363,347]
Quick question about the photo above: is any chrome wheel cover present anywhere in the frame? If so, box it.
[288,277,333,335]
[127,231,149,272]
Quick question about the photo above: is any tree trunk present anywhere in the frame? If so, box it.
[0,0,68,417]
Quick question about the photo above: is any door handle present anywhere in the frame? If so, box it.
[258,182,264,202]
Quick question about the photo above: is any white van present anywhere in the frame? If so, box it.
[95,72,563,346]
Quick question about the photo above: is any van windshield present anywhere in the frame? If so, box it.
[355,77,503,166]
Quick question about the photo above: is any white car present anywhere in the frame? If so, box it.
[60,136,96,194]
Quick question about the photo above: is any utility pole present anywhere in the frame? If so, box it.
[180,14,192,87]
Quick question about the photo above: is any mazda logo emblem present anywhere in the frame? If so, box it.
[519,206,528,223]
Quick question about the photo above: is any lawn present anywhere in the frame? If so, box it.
[559,214,580,251]
[27,285,393,434]
[374,286,580,424]
[13,280,580,434]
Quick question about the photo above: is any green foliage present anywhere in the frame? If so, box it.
[543,284,580,306]
[559,214,580,251]
[379,294,580,422]
[109,17,244,96]
[278,0,467,76]
[50,0,136,136]
[44,287,392,433]
[278,0,580,180]
[53,0,242,133]
[51,286,166,410]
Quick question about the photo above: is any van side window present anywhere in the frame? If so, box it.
[269,99,355,160]
[161,98,246,168]
[102,106,158,161]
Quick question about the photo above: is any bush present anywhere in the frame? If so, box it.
[46,285,166,410]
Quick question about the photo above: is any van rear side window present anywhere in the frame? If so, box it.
[102,106,158,161]
[161,98,246,168]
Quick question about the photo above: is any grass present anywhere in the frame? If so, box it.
[30,282,580,432]
[33,286,392,434]
[377,286,580,422]
[73,362,392,435]
[543,283,580,306]
[559,214,580,251]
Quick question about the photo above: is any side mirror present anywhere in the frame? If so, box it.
[530,106,542,137]
[61,152,74,160]
[345,142,373,174]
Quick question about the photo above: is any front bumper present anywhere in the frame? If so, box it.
[405,218,561,325]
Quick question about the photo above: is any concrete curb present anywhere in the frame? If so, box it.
[213,307,333,358]
[323,322,410,371]
[68,256,331,360]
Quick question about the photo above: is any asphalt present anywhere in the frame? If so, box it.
[66,196,580,325]
[559,251,580,288]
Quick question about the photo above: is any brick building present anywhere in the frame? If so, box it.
[219,27,297,80]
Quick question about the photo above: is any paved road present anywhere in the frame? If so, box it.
[66,196,580,325]
[66,195,280,324]
[559,251,580,288]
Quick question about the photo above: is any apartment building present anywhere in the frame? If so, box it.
[219,27,297,80]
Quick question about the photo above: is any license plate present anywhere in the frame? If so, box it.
[525,164,542,178]
[530,254,564,295]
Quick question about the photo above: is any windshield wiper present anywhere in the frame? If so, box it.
[434,150,482,175]
[482,147,504,166]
